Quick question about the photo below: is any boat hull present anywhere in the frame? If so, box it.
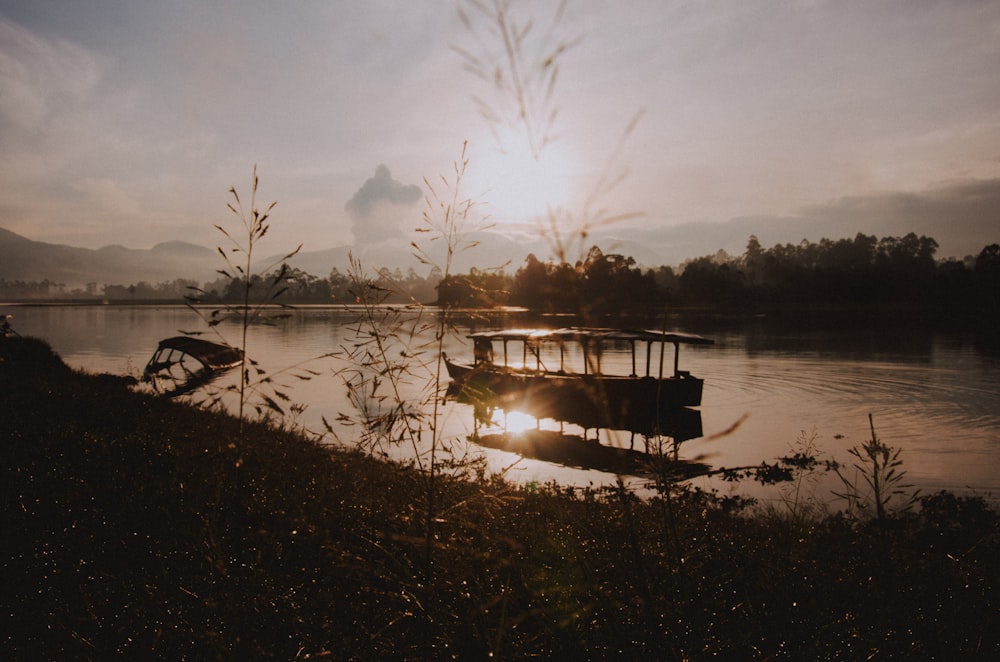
[142,336,243,397]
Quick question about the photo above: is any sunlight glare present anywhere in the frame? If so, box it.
[490,409,539,435]
[469,132,576,225]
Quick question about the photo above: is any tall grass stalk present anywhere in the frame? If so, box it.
[458,5,783,644]
[458,4,689,635]
[832,413,919,521]
[183,166,311,455]
[771,428,828,524]
[415,142,485,577]
[337,142,491,582]
[336,255,430,462]
[456,0,641,281]
[455,0,579,160]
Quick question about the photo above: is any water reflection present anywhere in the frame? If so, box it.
[10,304,1000,501]
[449,378,709,478]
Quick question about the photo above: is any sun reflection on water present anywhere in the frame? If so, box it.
[490,409,539,436]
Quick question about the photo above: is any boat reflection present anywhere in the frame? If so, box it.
[449,377,705,440]
[449,380,710,479]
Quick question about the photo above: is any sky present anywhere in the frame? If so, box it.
[1,0,999,266]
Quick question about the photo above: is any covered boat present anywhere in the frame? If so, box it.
[143,336,243,397]
[445,327,714,421]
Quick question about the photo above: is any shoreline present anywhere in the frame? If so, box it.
[3,334,998,658]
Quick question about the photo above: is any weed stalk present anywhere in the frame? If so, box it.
[183,166,302,460]
[832,413,919,522]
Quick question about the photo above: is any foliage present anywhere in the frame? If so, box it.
[455,0,643,318]
[503,246,660,316]
[455,0,579,160]
[332,254,432,457]
[181,167,327,450]
[832,413,920,521]
[9,234,999,322]
[498,233,1000,315]
[0,278,66,298]
[4,337,999,659]
[333,142,493,582]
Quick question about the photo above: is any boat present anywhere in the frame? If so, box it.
[445,327,714,425]
[142,336,243,397]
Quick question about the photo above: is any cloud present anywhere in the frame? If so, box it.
[0,17,103,175]
[344,165,422,246]
[0,18,100,132]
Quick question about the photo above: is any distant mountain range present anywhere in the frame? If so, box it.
[3,184,996,290]
[0,226,671,290]
[0,227,222,289]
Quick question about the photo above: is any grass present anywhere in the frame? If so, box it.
[182,166,317,436]
[3,335,999,659]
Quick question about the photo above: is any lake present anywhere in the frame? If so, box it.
[7,303,1000,507]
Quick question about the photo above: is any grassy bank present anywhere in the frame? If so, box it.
[2,336,998,659]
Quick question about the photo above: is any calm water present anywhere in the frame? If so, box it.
[8,304,1000,506]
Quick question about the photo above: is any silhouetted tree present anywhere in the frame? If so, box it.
[974,243,1000,313]
[678,254,745,304]
[511,253,555,310]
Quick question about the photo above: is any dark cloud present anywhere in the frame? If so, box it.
[345,164,422,246]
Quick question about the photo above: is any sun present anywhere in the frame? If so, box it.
[468,131,577,225]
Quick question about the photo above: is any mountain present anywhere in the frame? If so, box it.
[5,183,996,291]
[279,233,541,278]
[0,227,220,289]
[640,179,1000,263]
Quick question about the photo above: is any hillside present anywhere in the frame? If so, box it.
[0,227,220,289]
[5,203,997,294]
[0,225,660,291]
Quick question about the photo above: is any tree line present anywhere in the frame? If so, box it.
[0,266,438,305]
[439,233,999,314]
[4,233,999,315]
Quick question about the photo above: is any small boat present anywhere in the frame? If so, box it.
[143,336,243,397]
[445,327,714,422]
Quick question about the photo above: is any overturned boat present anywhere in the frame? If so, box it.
[445,327,714,428]
[143,336,243,397]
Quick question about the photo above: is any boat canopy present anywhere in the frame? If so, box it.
[466,327,712,379]
[467,327,714,346]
